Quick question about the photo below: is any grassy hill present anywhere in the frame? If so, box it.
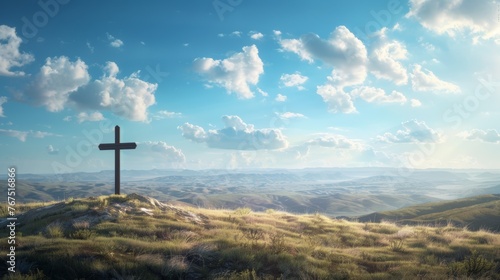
[1,194,499,279]
[358,194,500,232]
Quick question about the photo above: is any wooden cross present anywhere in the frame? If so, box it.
[98,125,137,195]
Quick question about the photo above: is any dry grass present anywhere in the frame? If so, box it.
[1,194,499,279]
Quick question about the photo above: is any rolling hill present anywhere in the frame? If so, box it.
[0,193,499,279]
[358,194,500,231]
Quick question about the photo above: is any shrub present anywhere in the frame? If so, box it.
[234,207,252,215]
[70,229,96,240]
[447,250,495,278]
[389,238,405,252]
[45,223,64,238]
[462,250,495,277]
[269,233,286,254]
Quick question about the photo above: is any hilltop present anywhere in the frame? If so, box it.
[358,194,500,232]
[1,194,499,279]
[3,168,500,218]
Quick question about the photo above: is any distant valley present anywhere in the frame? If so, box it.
[2,168,499,217]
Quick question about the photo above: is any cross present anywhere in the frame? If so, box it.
[98,125,137,195]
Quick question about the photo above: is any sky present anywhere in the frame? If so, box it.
[0,0,500,174]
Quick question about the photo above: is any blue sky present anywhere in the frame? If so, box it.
[1,0,500,174]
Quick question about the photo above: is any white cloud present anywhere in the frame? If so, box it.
[0,25,34,76]
[275,94,287,102]
[0,96,7,117]
[377,120,442,143]
[306,134,361,150]
[280,26,368,87]
[0,129,28,141]
[273,30,282,37]
[76,111,104,123]
[179,115,288,150]
[276,112,306,120]
[153,110,182,120]
[369,30,408,85]
[193,45,264,99]
[231,31,242,37]
[47,145,59,155]
[407,0,500,43]
[63,116,72,122]
[257,88,268,97]
[250,32,264,40]
[410,99,422,107]
[280,72,308,90]
[459,129,500,143]
[22,56,91,112]
[31,131,59,138]
[70,61,157,122]
[22,58,157,122]
[350,86,407,104]
[410,64,461,93]
[392,23,403,31]
[107,33,123,48]
[143,141,186,162]
[86,42,94,53]
[0,129,58,142]
[316,84,356,114]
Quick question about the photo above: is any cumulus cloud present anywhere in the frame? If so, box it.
[142,141,186,162]
[193,45,264,99]
[20,58,156,122]
[280,72,308,90]
[70,61,157,122]
[410,64,461,93]
[107,33,123,48]
[377,120,442,143]
[21,56,91,112]
[369,29,408,85]
[350,86,407,104]
[276,112,306,120]
[76,111,104,123]
[407,0,500,43]
[47,145,59,155]
[306,134,361,150]
[0,96,7,117]
[275,94,287,102]
[250,32,264,40]
[178,115,288,150]
[0,25,34,76]
[410,99,422,107]
[316,84,356,114]
[459,129,500,143]
[280,26,368,87]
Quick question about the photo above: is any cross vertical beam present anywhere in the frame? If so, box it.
[98,125,137,195]
[115,125,120,195]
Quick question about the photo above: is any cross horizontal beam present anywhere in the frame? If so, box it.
[99,142,137,150]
